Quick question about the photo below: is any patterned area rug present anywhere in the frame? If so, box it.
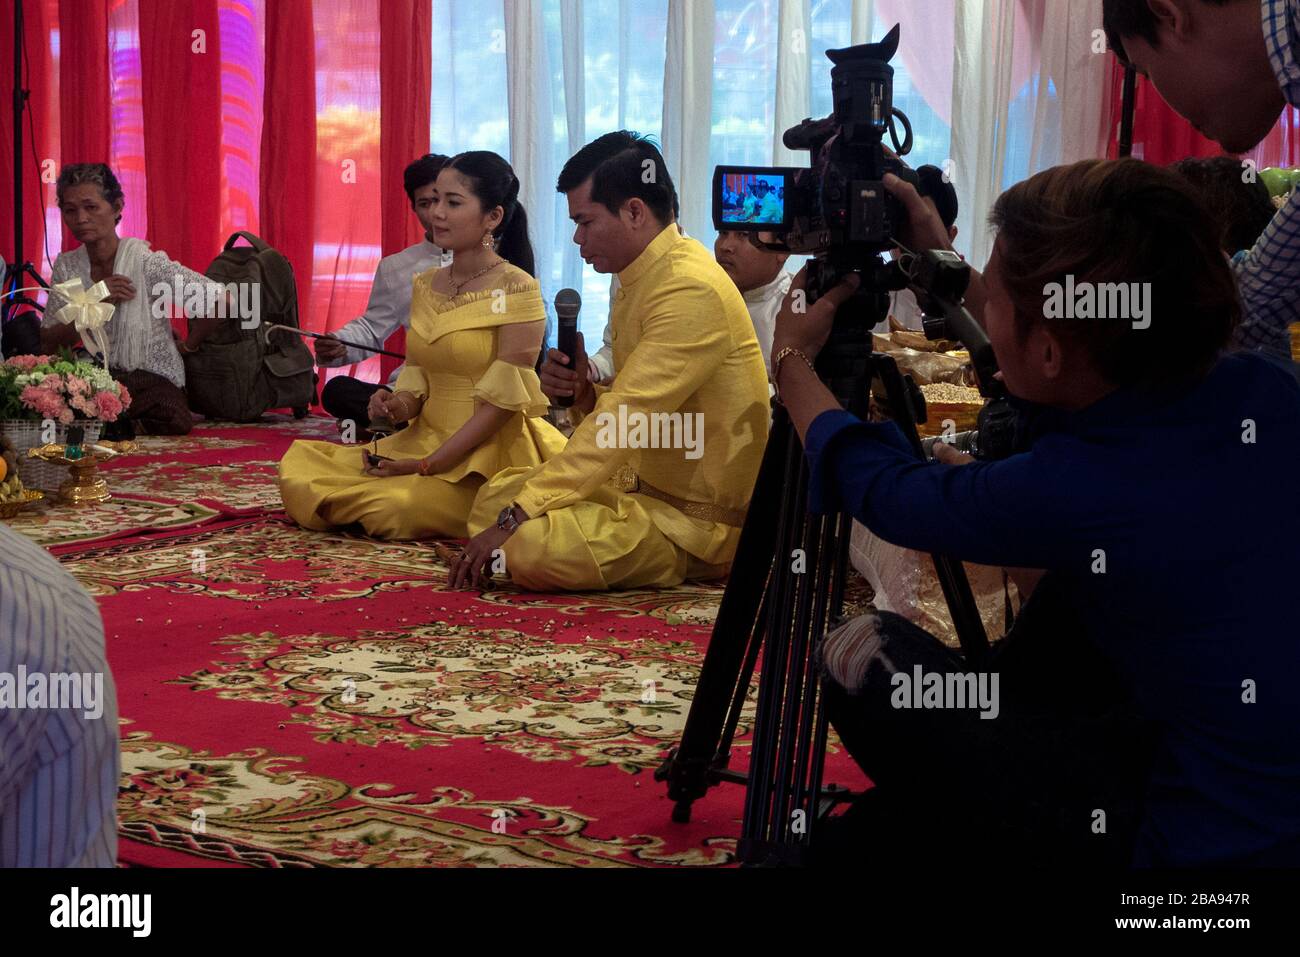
[8,414,870,867]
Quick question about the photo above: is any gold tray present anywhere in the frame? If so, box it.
[0,489,44,519]
[918,401,983,437]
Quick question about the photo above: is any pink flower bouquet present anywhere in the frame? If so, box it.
[0,355,132,424]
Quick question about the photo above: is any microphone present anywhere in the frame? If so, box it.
[554,288,582,408]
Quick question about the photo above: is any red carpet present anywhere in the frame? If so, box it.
[10,416,868,867]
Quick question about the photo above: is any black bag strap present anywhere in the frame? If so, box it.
[223,231,269,253]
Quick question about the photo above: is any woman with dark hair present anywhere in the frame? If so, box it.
[41,163,226,435]
[279,151,565,540]
[772,158,1300,867]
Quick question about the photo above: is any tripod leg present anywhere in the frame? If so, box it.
[873,356,991,663]
[790,511,848,850]
[743,434,810,855]
[658,407,797,821]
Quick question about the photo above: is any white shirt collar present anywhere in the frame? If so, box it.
[742,270,791,303]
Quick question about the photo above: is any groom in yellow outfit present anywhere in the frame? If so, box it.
[452,132,770,592]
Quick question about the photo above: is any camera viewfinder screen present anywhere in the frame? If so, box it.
[720,172,788,225]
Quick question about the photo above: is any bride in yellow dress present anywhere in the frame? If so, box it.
[279,152,565,540]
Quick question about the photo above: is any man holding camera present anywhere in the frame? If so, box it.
[452,132,770,593]
[775,156,1300,867]
[1104,0,1300,359]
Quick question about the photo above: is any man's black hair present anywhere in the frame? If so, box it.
[557,131,678,225]
[1170,155,1277,254]
[1102,0,1236,64]
[916,164,959,230]
[404,153,451,203]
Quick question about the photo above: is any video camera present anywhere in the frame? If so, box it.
[712,25,919,302]
[712,24,1016,460]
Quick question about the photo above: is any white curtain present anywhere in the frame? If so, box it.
[505,0,557,301]
[950,0,1112,270]
[559,0,587,294]
[851,0,875,44]
[774,0,812,167]
[431,0,1116,341]
[662,0,716,243]
[1031,0,1114,175]
[950,0,1019,270]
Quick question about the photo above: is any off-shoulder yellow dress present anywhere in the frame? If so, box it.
[278,265,566,540]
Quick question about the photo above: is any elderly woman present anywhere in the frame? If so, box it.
[41,163,225,435]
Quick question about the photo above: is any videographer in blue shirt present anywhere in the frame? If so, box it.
[771,157,1300,867]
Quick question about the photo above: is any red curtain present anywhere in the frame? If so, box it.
[217,0,265,240]
[1247,106,1300,169]
[107,0,149,243]
[58,0,111,253]
[0,0,58,276]
[309,0,382,385]
[378,0,432,382]
[138,0,224,272]
[260,0,315,314]
[1107,60,1221,163]
[11,0,435,390]
[1108,58,1300,169]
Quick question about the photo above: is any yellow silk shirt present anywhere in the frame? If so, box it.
[514,224,770,565]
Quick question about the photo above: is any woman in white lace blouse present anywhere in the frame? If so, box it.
[41,163,225,435]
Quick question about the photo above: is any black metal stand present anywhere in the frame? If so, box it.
[1118,62,1137,159]
[2,0,49,335]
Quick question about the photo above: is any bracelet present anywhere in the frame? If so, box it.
[771,347,816,406]
[417,455,438,477]
[395,391,422,421]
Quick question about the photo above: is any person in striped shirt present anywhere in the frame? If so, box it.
[1103,0,1300,360]
[0,522,118,867]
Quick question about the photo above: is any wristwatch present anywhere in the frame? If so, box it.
[496,503,524,532]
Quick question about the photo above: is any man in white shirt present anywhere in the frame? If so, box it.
[587,226,790,385]
[713,229,792,374]
[0,522,118,867]
[316,153,451,428]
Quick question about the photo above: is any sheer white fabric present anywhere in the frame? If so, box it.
[459,0,1111,337]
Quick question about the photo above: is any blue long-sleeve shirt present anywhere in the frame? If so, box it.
[805,351,1300,866]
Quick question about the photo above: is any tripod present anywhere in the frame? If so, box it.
[655,260,992,865]
[2,0,49,338]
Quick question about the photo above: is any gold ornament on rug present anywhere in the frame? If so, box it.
[27,427,133,507]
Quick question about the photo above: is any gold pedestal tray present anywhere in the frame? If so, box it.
[27,442,128,507]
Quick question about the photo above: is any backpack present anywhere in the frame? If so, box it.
[183,231,316,422]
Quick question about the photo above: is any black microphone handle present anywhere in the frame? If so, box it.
[555,316,579,408]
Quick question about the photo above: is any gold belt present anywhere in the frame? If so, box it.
[628,476,748,527]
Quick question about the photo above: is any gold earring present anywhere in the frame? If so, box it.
[482,232,495,249]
